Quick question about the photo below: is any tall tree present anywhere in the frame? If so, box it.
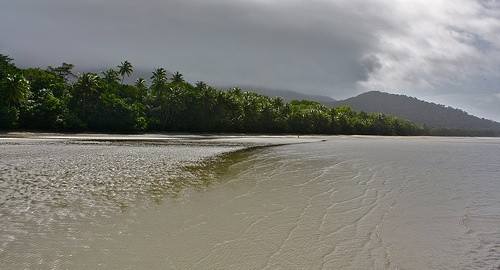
[76,73,99,90]
[117,60,133,84]
[195,81,207,91]
[150,68,167,97]
[134,77,148,100]
[0,73,30,128]
[73,73,100,115]
[171,71,184,84]
[47,63,75,83]
[0,54,17,78]
[3,74,29,107]
[135,78,147,89]
[101,69,120,84]
[18,68,71,130]
[0,54,22,127]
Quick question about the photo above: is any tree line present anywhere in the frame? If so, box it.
[0,54,428,135]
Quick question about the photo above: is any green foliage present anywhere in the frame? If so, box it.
[3,74,29,107]
[68,72,147,132]
[0,55,29,128]
[289,100,323,134]
[135,78,147,90]
[332,91,500,131]
[0,54,17,79]
[101,69,120,84]
[2,53,489,136]
[117,60,133,84]
[18,68,70,130]
[171,71,184,84]
[150,67,168,99]
[47,63,75,82]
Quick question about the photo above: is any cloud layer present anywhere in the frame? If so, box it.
[1,0,499,120]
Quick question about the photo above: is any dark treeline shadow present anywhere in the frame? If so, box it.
[149,147,261,204]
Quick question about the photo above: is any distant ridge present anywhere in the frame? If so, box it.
[327,91,500,131]
[222,85,336,103]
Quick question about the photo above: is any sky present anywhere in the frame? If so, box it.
[1,0,499,121]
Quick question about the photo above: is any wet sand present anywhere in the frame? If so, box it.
[0,132,325,145]
[1,133,498,269]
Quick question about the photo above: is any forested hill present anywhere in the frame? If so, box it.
[328,91,500,131]
[0,54,428,136]
[229,85,336,103]
[1,53,497,136]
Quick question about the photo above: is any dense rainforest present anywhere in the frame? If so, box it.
[0,54,489,136]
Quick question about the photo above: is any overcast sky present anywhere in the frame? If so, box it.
[1,0,499,121]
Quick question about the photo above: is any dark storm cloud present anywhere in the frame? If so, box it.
[0,0,387,89]
[1,0,499,121]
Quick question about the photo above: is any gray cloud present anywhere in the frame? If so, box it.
[1,0,499,121]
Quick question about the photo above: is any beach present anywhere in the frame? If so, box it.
[1,133,498,269]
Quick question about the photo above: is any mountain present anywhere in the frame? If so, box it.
[327,91,500,131]
[221,85,336,103]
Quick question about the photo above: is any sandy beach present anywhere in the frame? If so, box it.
[0,132,325,145]
[1,133,499,269]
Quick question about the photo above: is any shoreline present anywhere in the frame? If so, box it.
[0,131,327,147]
[1,132,497,156]
[1,131,498,141]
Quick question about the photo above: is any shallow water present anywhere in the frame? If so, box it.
[0,136,499,269]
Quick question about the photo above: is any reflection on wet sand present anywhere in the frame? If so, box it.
[148,147,260,202]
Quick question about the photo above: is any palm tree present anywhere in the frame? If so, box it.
[101,69,120,84]
[117,60,133,84]
[71,73,101,127]
[151,68,167,85]
[74,73,100,100]
[134,78,147,89]
[133,77,148,100]
[4,74,29,107]
[171,71,184,84]
[195,81,207,91]
[150,68,167,97]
